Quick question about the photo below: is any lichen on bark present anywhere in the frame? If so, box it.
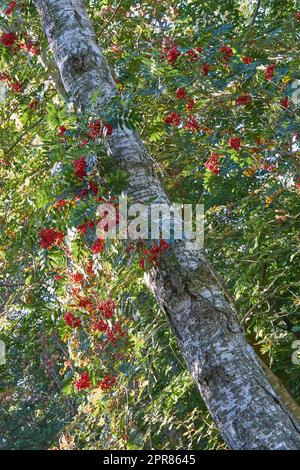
[34,0,300,450]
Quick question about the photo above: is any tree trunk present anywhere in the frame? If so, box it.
[34,0,300,450]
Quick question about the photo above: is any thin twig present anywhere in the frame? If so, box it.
[98,0,123,35]
[249,0,261,29]
[5,116,44,154]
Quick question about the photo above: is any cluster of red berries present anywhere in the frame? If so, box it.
[165,111,200,132]
[185,47,202,62]
[77,295,93,311]
[262,162,276,172]
[75,371,117,393]
[59,120,113,145]
[58,125,67,135]
[176,87,186,99]
[93,311,126,348]
[89,180,99,194]
[86,260,94,276]
[0,72,11,81]
[0,71,22,93]
[55,199,69,210]
[139,240,170,270]
[204,152,220,174]
[219,46,253,66]
[162,40,210,74]
[219,44,233,62]
[229,136,241,151]
[106,322,126,348]
[88,120,113,140]
[64,312,82,328]
[28,99,38,110]
[186,98,195,111]
[242,56,253,65]
[165,112,181,126]
[0,31,40,56]
[0,32,17,47]
[185,116,199,132]
[265,64,275,81]
[94,318,107,333]
[71,272,84,283]
[91,238,105,254]
[10,81,22,92]
[94,320,126,347]
[20,41,40,56]
[77,220,95,235]
[166,46,181,64]
[236,94,252,106]
[97,300,116,319]
[166,88,199,129]
[39,228,64,249]
[202,63,210,75]
[280,97,289,109]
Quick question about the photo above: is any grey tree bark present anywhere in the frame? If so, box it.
[34,0,300,449]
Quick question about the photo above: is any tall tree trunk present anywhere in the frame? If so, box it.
[34,0,300,450]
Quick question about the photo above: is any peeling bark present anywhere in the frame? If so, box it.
[34,0,300,449]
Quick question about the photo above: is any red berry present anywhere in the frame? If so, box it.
[64,312,82,328]
[75,372,91,391]
[91,238,105,254]
[280,97,289,109]
[98,374,117,391]
[28,99,38,110]
[0,32,17,47]
[202,63,210,76]
[185,49,201,62]
[236,94,252,106]
[55,199,68,209]
[97,300,116,319]
[265,64,275,81]
[5,1,16,15]
[20,42,40,56]
[88,120,112,139]
[166,46,180,64]
[89,180,99,194]
[186,98,195,111]
[185,116,199,132]
[71,272,84,283]
[204,152,220,174]
[73,157,87,179]
[176,87,186,99]
[39,228,64,249]
[10,81,22,93]
[58,125,67,135]
[220,45,233,61]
